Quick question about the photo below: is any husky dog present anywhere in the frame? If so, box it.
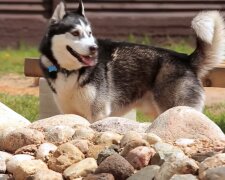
[39,0,225,122]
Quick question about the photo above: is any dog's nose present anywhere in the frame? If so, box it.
[89,45,98,54]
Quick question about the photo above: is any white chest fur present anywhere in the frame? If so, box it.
[53,72,97,120]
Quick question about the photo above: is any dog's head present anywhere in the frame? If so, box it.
[40,0,97,71]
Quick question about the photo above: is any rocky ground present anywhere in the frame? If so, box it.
[1,102,225,180]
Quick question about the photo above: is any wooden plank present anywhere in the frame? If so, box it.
[66,0,225,3]
[203,64,225,88]
[24,58,225,88]
[0,0,43,3]
[0,5,46,12]
[67,3,225,11]
[24,58,43,77]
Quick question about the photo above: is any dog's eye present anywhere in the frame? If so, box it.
[88,32,92,36]
[71,30,80,37]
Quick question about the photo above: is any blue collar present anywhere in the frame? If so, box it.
[48,65,58,73]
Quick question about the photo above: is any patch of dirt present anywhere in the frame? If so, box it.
[0,74,39,96]
[205,87,225,106]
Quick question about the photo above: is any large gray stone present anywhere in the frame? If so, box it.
[0,102,30,132]
[146,106,225,142]
[29,114,90,132]
[91,117,150,134]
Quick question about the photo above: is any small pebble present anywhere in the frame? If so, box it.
[0,151,13,162]
[10,159,48,180]
[127,165,160,180]
[0,174,14,180]
[95,154,134,180]
[125,146,156,169]
[83,173,115,180]
[191,151,216,163]
[48,143,84,173]
[97,148,118,165]
[87,144,108,159]
[142,133,162,145]
[63,158,98,179]
[1,128,44,153]
[95,131,122,145]
[120,131,143,147]
[170,174,198,180]
[120,139,149,157]
[175,138,195,146]
[0,158,6,173]
[6,154,34,173]
[36,143,57,161]
[45,125,75,144]
[73,127,95,140]
[69,139,90,154]
[205,166,225,180]
[155,153,199,180]
[15,144,38,156]
[151,142,184,165]
[28,169,63,180]
[199,153,225,179]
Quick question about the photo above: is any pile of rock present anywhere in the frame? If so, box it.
[0,103,225,180]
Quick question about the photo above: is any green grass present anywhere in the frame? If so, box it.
[128,34,194,54]
[0,93,39,122]
[204,103,225,133]
[0,45,39,75]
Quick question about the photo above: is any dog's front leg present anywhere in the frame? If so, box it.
[91,101,112,122]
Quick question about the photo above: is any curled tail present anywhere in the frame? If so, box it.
[190,11,225,78]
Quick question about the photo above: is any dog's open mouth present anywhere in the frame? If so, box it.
[66,45,97,66]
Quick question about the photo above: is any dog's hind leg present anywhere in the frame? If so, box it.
[152,75,205,114]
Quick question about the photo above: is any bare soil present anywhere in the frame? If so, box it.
[0,74,39,96]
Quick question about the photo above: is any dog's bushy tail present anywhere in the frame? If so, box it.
[190,11,225,78]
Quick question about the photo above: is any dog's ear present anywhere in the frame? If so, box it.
[77,0,85,16]
[50,1,66,24]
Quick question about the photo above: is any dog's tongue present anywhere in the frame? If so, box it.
[81,56,95,66]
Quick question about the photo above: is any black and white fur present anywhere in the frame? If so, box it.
[39,0,225,122]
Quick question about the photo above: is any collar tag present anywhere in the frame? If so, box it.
[48,65,57,73]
